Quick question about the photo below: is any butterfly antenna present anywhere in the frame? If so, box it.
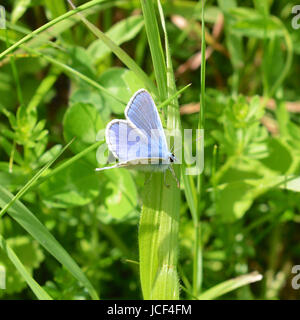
[163,171,170,188]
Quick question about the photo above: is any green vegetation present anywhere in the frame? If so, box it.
[0,0,299,300]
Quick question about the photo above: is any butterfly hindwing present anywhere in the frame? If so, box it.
[105,120,150,162]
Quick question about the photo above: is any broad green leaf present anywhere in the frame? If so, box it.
[63,102,104,164]
[97,67,141,114]
[121,70,145,94]
[0,162,29,192]
[229,8,284,39]
[221,167,261,183]
[36,141,104,190]
[68,47,97,83]
[70,88,110,122]
[88,15,144,63]
[103,169,138,219]
[260,138,293,174]
[216,181,256,222]
[39,160,101,208]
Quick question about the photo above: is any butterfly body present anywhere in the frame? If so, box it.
[121,152,176,172]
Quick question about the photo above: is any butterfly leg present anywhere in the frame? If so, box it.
[169,165,180,188]
[164,171,170,188]
[144,172,153,186]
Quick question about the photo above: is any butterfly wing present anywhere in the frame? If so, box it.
[105,119,153,162]
[96,90,171,171]
[96,120,166,171]
[125,89,169,159]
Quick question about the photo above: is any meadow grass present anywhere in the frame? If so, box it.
[0,0,299,300]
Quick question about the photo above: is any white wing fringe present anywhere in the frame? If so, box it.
[95,164,121,171]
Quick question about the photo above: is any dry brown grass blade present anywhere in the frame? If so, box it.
[180,99,300,115]
[261,116,279,135]
[173,13,227,76]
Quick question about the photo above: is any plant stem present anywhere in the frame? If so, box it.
[193,0,206,297]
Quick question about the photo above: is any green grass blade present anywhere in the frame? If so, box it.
[21,45,127,106]
[0,187,99,300]
[5,30,24,107]
[193,0,206,297]
[199,0,206,132]
[27,66,61,114]
[198,272,263,300]
[66,0,157,96]
[158,84,191,110]
[0,34,127,105]
[0,234,52,300]
[0,139,99,299]
[158,0,198,224]
[138,0,181,300]
[3,1,123,57]
[140,0,167,100]
[269,18,293,97]
[0,0,109,61]
[0,138,74,219]
[34,141,104,188]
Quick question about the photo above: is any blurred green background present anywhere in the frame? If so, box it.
[0,0,300,300]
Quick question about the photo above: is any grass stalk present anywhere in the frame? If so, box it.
[66,0,157,96]
[138,0,180,300]
[0,234,52,300]
[0,0,109,61]
[193,0,206,297]
[0,139,74,219]
[0,138,100,300]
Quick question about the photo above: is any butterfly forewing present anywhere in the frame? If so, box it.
[125,90,169,160]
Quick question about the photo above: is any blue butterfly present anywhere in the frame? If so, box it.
[96,89,178,186]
